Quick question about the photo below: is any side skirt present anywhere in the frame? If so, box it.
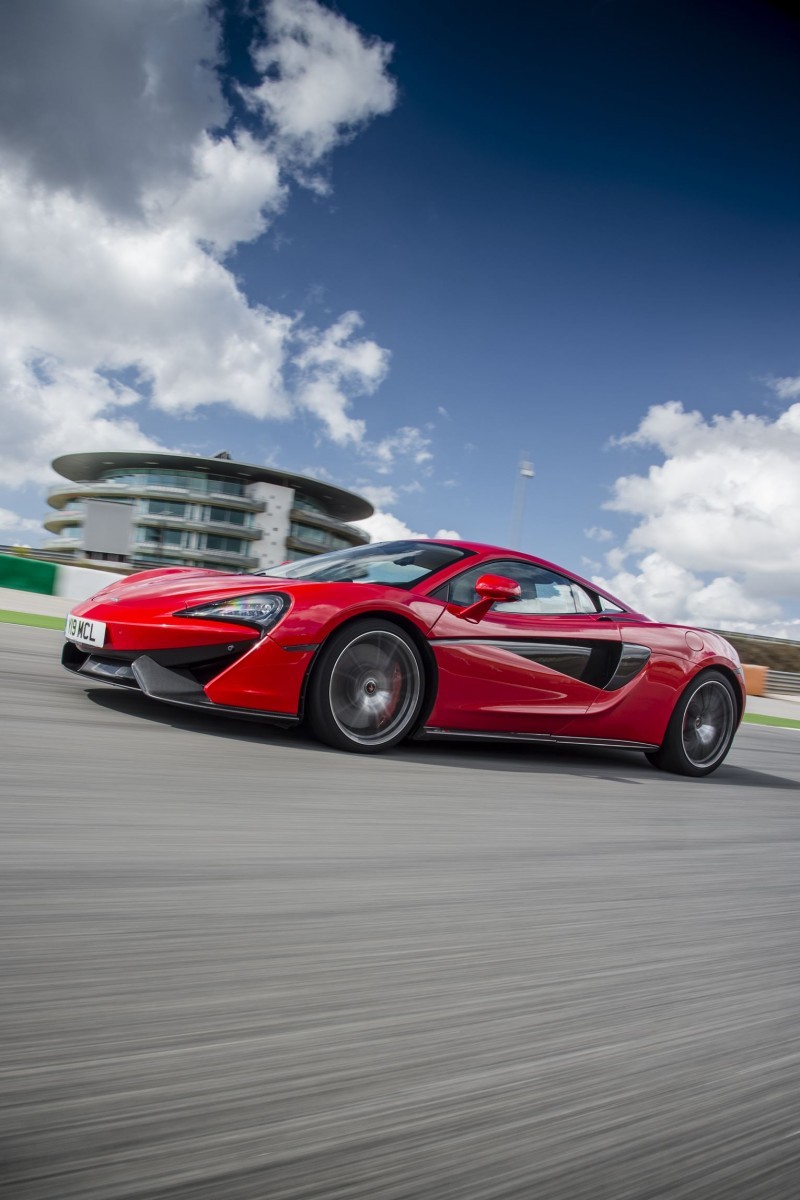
[418,727,659,752]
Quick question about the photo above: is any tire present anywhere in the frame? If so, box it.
[306,619,426,753]
[646,669,738,777]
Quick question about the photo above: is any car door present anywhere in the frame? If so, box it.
[425,559,622,735]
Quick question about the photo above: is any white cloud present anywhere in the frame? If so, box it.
[0,0,225,216]
[353,511,460,543]
[293,311,389,445]
[599,399,800,630]
[768,375,800,401]
[583,525,613,542]
[359,485,398,508]
[355,511,423,541]
[368,426,433,474]
[0,0,397,488]
[298,463,332,480]
[146,131,286,255]
[0,508,41,534]
[244,0,396,167]
[593,552,780,628]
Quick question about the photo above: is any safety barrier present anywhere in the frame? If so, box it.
[765,669,800,697]
[742,664,767,697]
[0,553,57,595]
[0,553,123,601]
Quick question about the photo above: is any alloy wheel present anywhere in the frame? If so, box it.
[681,679,735,768]
[328,630,422,746]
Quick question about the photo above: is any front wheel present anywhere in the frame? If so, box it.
[306,619,425,753]
[646,669,739,777]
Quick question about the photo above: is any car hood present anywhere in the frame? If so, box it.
[92,570,300,608]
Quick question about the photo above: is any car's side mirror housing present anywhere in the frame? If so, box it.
[457,574,522,623]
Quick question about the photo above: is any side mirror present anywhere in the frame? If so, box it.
[475,574,523,603]
[457,574,522,622]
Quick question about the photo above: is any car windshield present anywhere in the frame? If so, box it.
[255,541,471,589]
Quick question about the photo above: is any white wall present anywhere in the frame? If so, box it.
[82,498,135,555]
[55,565,125,600]
[248,481,294,568]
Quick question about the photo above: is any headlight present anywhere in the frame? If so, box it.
[175,592,289,632]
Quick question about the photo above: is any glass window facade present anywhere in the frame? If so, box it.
[204,506,250,526]
[202,534,246,554]
[132,529,251,560]
[140,527,186,547]
[290,522,353,552]
[102,469,246,496]
[144,499,188,517]
[134,554,186,566]
[292,493,326,515]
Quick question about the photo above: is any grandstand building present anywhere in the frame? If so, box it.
[43,451,372,573]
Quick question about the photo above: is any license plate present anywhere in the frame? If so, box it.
[65,613,107,648]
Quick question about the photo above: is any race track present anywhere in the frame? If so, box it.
[2,623,800,1200]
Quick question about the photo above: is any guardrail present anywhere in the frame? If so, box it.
[744,665,800,699]
[766,670,800,697]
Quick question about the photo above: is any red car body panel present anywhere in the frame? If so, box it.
[425,607,622,734]
[204,637,312,715]
[63,542,746,752]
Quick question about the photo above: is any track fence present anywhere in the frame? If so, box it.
[765,670,800,698]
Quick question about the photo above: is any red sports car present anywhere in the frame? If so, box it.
[62,539,745,776]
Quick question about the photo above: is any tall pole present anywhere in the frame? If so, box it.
[512,457,534,548]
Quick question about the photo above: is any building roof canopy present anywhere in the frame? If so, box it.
[52,452,373,521]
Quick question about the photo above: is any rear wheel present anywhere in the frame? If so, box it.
[646,669,738,777]
[306,619,425,753]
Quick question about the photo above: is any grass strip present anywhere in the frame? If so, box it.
[743,712,800,730]
[0,609,65,630]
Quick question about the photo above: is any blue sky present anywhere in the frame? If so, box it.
[1,0,799,632]
[237,0,800,547]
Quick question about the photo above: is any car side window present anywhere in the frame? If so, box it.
[597,596,625,613]
[444,561,598,614]
[573,583,600,614]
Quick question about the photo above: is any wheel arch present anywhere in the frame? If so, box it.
[703,662,745,724]
[661,662,745,739]
[297,609,439,729]
[647,661,742,775]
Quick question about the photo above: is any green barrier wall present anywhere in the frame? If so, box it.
[0,553,58,595]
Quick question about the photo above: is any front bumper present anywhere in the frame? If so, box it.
[62,635,309,726]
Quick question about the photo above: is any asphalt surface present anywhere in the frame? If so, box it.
[2,624,800,1200]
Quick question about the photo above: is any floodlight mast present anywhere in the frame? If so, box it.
[512,457,535,548]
